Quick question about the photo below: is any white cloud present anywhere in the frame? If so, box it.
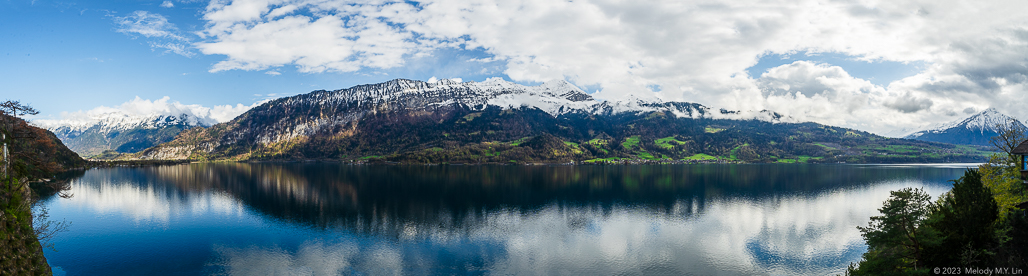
[401,0,1028,135]
[264,70,281,76]
[196,1,425,73]
[114,10,184,40]
[467,56,500,63]
[125,0,1028,135]
[160,1,175,8]
[210,102,260,122]
[113,11,194,57]
[149,42,194,57]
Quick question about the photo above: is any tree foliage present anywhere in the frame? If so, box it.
[851,166,1027,274]
[978,119,1028,267]
[980,119,1028,217]
[924,169,999,267]
[850,187,940,275]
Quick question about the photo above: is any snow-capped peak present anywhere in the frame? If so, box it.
[905,108,1023,139]
[32,108,219,137]
[428,77,463,85]
[932,108,1016,133]
[362,78,778,122]
[536,80,583,96]
[30,96,258,135]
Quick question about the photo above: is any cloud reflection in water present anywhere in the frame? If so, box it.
[59,168,247,224]
[205,184,948,275]
[52,164,964,275]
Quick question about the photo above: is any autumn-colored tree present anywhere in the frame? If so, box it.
[0,100,84,180]
[0,100,39,178]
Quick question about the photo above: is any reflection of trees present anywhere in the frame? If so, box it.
[132,163,962,237]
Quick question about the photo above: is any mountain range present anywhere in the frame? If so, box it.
[33,111,215,157]
[119,78,988,164]
[904,108,1027,146]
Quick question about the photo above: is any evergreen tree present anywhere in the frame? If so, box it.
[925,169,999,267]
[849,187,942,275]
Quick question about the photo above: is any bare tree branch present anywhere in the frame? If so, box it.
[989,118,1028,165]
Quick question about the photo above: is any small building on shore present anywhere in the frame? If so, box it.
[1014,140,1028,181]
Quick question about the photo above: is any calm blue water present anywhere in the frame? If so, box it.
[37,163,975,275]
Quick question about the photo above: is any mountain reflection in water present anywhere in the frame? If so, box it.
[43,163,970,275]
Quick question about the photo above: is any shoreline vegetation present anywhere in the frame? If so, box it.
[80,158,985,166]
[89,139,991,166]
[846,122,1028,274]
[2,101,68,275]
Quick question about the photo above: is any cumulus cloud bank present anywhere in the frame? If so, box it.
[122,0,1028,135]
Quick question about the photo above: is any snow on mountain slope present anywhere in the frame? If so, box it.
[135,78,790,157]
[40,78,791,157]
[903,108,1025,146]
[906,108,1020,138]
[30,95,245,135]
[29,98,237,156]
[315,77,781,121]
[34,112,214,136]
[28,112,217,156]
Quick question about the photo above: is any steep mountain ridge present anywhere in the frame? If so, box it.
[904,108,1026,146]
[135,78,987,163]
[140,78,784,158]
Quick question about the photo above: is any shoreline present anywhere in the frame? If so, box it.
[79,158,986,167]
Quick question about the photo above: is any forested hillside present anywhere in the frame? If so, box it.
[139,105,988,164]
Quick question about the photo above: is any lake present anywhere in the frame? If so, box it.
[38,163,975,275]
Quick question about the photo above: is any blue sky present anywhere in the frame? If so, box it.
[1,0,509,118]
[4,0,1028,136]
[746,52,926,87]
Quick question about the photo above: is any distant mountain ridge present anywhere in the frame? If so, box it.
[33,111,215,157]
[904,108,1026,146]
[133,78,987,164]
